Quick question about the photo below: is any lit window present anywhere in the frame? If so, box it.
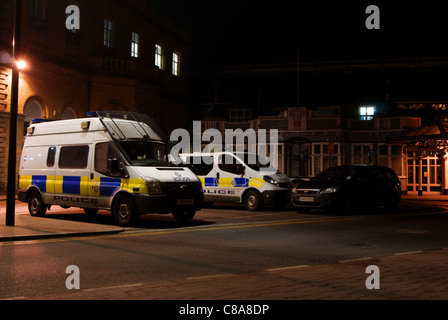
[155,44,163,69]
[172,52,180,76]
[360,106,375,120]
[131,32,139,58]
[104,19,113,47]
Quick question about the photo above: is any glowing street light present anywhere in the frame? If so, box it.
[15,59,27,70]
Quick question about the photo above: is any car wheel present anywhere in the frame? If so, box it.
[172,210,196,223]
[28,191,47,217]
[244,190,262,211]
[112,195,137,226]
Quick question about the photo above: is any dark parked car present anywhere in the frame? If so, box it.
[291,165,401,214]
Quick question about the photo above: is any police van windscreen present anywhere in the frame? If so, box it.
[235,153,271,171]
[119,140,170,166]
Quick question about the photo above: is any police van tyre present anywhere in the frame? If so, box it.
[112,194,137,226]
[28,191,47,217]
[172,210,196,223]
[244,190,262,211]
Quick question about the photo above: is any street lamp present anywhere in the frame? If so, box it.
[6,0,22,227]
[16,59,27,70]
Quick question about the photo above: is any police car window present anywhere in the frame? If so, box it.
[186,157,213,176]
[59,145,89,169]
[47,147,56,167]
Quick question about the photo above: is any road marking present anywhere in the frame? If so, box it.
[266,265,310,272]
[83,283,144,292]
[394,250,424,256]
[119,216,361,237]
[339,257,373,263]
[397,229,427,234]
[187,274,235,280]
[0,216,361,245]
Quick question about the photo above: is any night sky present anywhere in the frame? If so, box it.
[152,1,448,67]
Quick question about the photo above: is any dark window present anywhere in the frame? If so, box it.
[59,145,89,169]
[47,147,56,167]
[218,154,242,175]
[185,156,213,176]
[95,142,119,175]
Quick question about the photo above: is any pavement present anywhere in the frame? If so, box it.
[0,197,124,242]
[1,194,448,301]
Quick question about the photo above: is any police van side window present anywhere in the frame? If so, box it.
[59,145,89,169]
[186,156,213,176]
[218,154,240,175]
[47,147,56,167]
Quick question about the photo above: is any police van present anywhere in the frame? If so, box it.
[179,152,292,211]
[18,111,204,226]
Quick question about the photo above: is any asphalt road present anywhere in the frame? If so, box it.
[1,200,448,300]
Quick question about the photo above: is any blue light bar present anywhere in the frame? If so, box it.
[87,111,99,117]
[32,119,55,124]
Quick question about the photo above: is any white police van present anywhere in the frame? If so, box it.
[179,152,292,211]
[18,111,204,226]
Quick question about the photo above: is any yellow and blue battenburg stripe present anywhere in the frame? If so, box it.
[201,177,266,189]
[19,175,147,197]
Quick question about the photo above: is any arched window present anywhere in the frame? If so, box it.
[24,98,43,136]
[24,99,43,122]
[61,107,76,120]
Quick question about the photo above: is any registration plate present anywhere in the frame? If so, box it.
[176,199,194,205]
[299,197,315,202]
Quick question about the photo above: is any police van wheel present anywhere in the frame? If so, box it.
[28,191,47,217]
[172,210,196,223]
[112,195,136,226]
[244,190,262,211]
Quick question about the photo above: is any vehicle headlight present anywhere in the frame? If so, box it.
[320,187,340,194]
[146,178,163,195]
[291,187,298,194]
[263,176,279,186]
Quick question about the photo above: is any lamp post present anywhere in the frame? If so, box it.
[6,0,22,226]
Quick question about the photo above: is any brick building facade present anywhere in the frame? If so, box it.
[0,0,191,192]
